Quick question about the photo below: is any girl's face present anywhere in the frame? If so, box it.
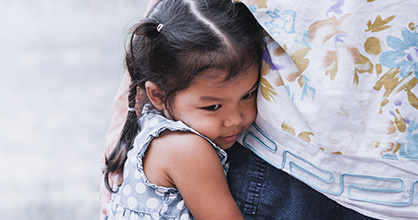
[165,63,259,150]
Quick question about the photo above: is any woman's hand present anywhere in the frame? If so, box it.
[99,168,123,218]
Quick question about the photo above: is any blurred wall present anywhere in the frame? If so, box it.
[0,0,148,219]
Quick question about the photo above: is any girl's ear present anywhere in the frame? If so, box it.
[145,81,165,110]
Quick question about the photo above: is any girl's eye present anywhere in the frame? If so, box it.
[203,104,221,111]
[243,90,256,99]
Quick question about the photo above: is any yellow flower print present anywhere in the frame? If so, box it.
[244,0,268,8]
[353,51,374,85]
[364,37,382,55]
[290,47,310,73]
[365,15,395,33]
[407,89,418,110]
[374,68,404,113]
[324,51,338,80]
[382,142,401,155]
[394,109,406,132]
[297,131,315,143]
[281,121,314,143]
[260,76,277,101]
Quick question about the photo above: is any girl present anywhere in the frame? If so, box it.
[103,0,265,219]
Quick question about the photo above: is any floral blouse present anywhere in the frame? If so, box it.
[239,0,418,219]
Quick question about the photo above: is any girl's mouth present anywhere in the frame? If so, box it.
[220,134,239,143]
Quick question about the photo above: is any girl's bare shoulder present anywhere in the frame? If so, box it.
[152,131,213,152]
[143,131,219,188]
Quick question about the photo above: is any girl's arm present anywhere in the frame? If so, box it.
[144,131,244,220]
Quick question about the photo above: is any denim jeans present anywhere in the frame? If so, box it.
[226,143,377,220]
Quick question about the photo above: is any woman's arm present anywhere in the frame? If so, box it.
[100,3,161,218]
[104,73,130,155]
[103,0,161,158]
[104,0,161,154]
[100,73,129,217]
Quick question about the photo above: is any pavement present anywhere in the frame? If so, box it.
[0,1,147,219]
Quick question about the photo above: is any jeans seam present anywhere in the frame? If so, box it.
[242,157,266,215]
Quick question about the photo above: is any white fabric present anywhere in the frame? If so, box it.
[239,0,418,219]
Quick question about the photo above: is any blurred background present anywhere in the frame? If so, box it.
[0,0,148,219]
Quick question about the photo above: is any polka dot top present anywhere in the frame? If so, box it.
[108,104,228,220]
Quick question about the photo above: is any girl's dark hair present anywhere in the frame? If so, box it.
[104,0,265,191]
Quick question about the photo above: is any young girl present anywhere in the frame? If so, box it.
[103,0,265,219]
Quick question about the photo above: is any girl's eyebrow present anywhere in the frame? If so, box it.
[199,96,225,102]
[199,77,259,102]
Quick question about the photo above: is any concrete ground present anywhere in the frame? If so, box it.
[0,0,147,219]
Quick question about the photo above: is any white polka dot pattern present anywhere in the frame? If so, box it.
[177,200,186,210]
[127,197,137,209]
[123,168,130,179]
[181,213,190,219]
[146,198,159,209]
[135,182,146,194]
[123,185,131,195]
[134,170,141,179]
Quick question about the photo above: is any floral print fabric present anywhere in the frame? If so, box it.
[239,0,418,219]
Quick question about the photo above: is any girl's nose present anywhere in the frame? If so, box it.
[223,109,243,127]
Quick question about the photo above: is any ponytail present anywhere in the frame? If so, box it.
[103,81,140,192]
